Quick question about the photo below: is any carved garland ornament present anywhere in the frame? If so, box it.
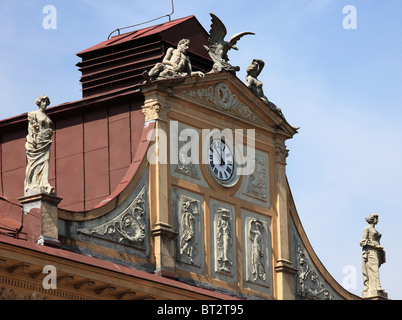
[78,187,147,249]
[182,82,259,122]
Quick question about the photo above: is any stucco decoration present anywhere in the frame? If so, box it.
[204,13,254,74]
[360,213,387,298]
[142,102,170,122]
[182,82,259,122]
[245,59,283,116]
[176,195,202,266]
[296,242,335,300]
[24,95,55,196]
[249,219,267,282]
[216,208,234,273]
[77,187,147,250]
[142,39,204,82]
[175,138,199,178]
[242,211,272,292]
[275,143,289,166]
[210,200,236,284]
[243,152,268,201]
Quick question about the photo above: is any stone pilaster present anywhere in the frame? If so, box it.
[274,142,297,299]
[143,97,177,278]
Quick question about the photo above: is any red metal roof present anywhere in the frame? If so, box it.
[76,15,198,56]
[0,198,22,236]
[76,14,212,98]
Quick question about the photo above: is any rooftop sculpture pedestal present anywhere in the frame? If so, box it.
[18,193,62,247]
[362,289,388,300]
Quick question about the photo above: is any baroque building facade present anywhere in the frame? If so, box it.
[0,15,361,300]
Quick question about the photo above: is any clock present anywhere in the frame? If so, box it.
[208,139,235,183]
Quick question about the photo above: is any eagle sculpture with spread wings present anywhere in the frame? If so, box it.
[204,13,255,74]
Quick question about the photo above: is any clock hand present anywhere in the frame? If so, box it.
[220,144,225,165]
[212,142,222,164]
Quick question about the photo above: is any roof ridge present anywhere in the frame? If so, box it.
[77,15,197,56]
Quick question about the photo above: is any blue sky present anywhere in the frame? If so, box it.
[1,0,401,299]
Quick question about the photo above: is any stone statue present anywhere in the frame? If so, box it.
[360,213,387,298]
[246,59,269,104]
[204,13,254,74]
[24,95,55,196]
[142,38,204,82]
[245,59,283,116]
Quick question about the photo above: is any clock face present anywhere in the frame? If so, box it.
[209,139,234,182]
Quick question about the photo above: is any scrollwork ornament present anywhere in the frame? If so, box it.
[77,187,147,249]
[182,82,259,122]
[296,242,334,300]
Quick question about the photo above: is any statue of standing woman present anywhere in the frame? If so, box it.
[24,95,54,196]
[360,213,387,298]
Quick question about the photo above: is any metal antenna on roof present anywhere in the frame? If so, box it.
[108,0,175,39]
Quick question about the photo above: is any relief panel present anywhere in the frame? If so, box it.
[242,210,272,294]
[290,219,343,300]
[179,82,261,123]
[172,187,205,273]
[59,168,150,260]
[210,199,236,284]
[170,121,209,188]
[234,149,270,207]
[77,187,147,250]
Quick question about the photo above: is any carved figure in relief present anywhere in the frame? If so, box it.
[179,198,198,264]
[249,219,266,281]
[24,95,54,196]
[143,39,204,82]
[245,155,267,200]
[216,208,233,272]
[204,13,254,74]
[360,213,386,297]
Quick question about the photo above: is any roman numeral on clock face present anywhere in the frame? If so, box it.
[208,139,234,182]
